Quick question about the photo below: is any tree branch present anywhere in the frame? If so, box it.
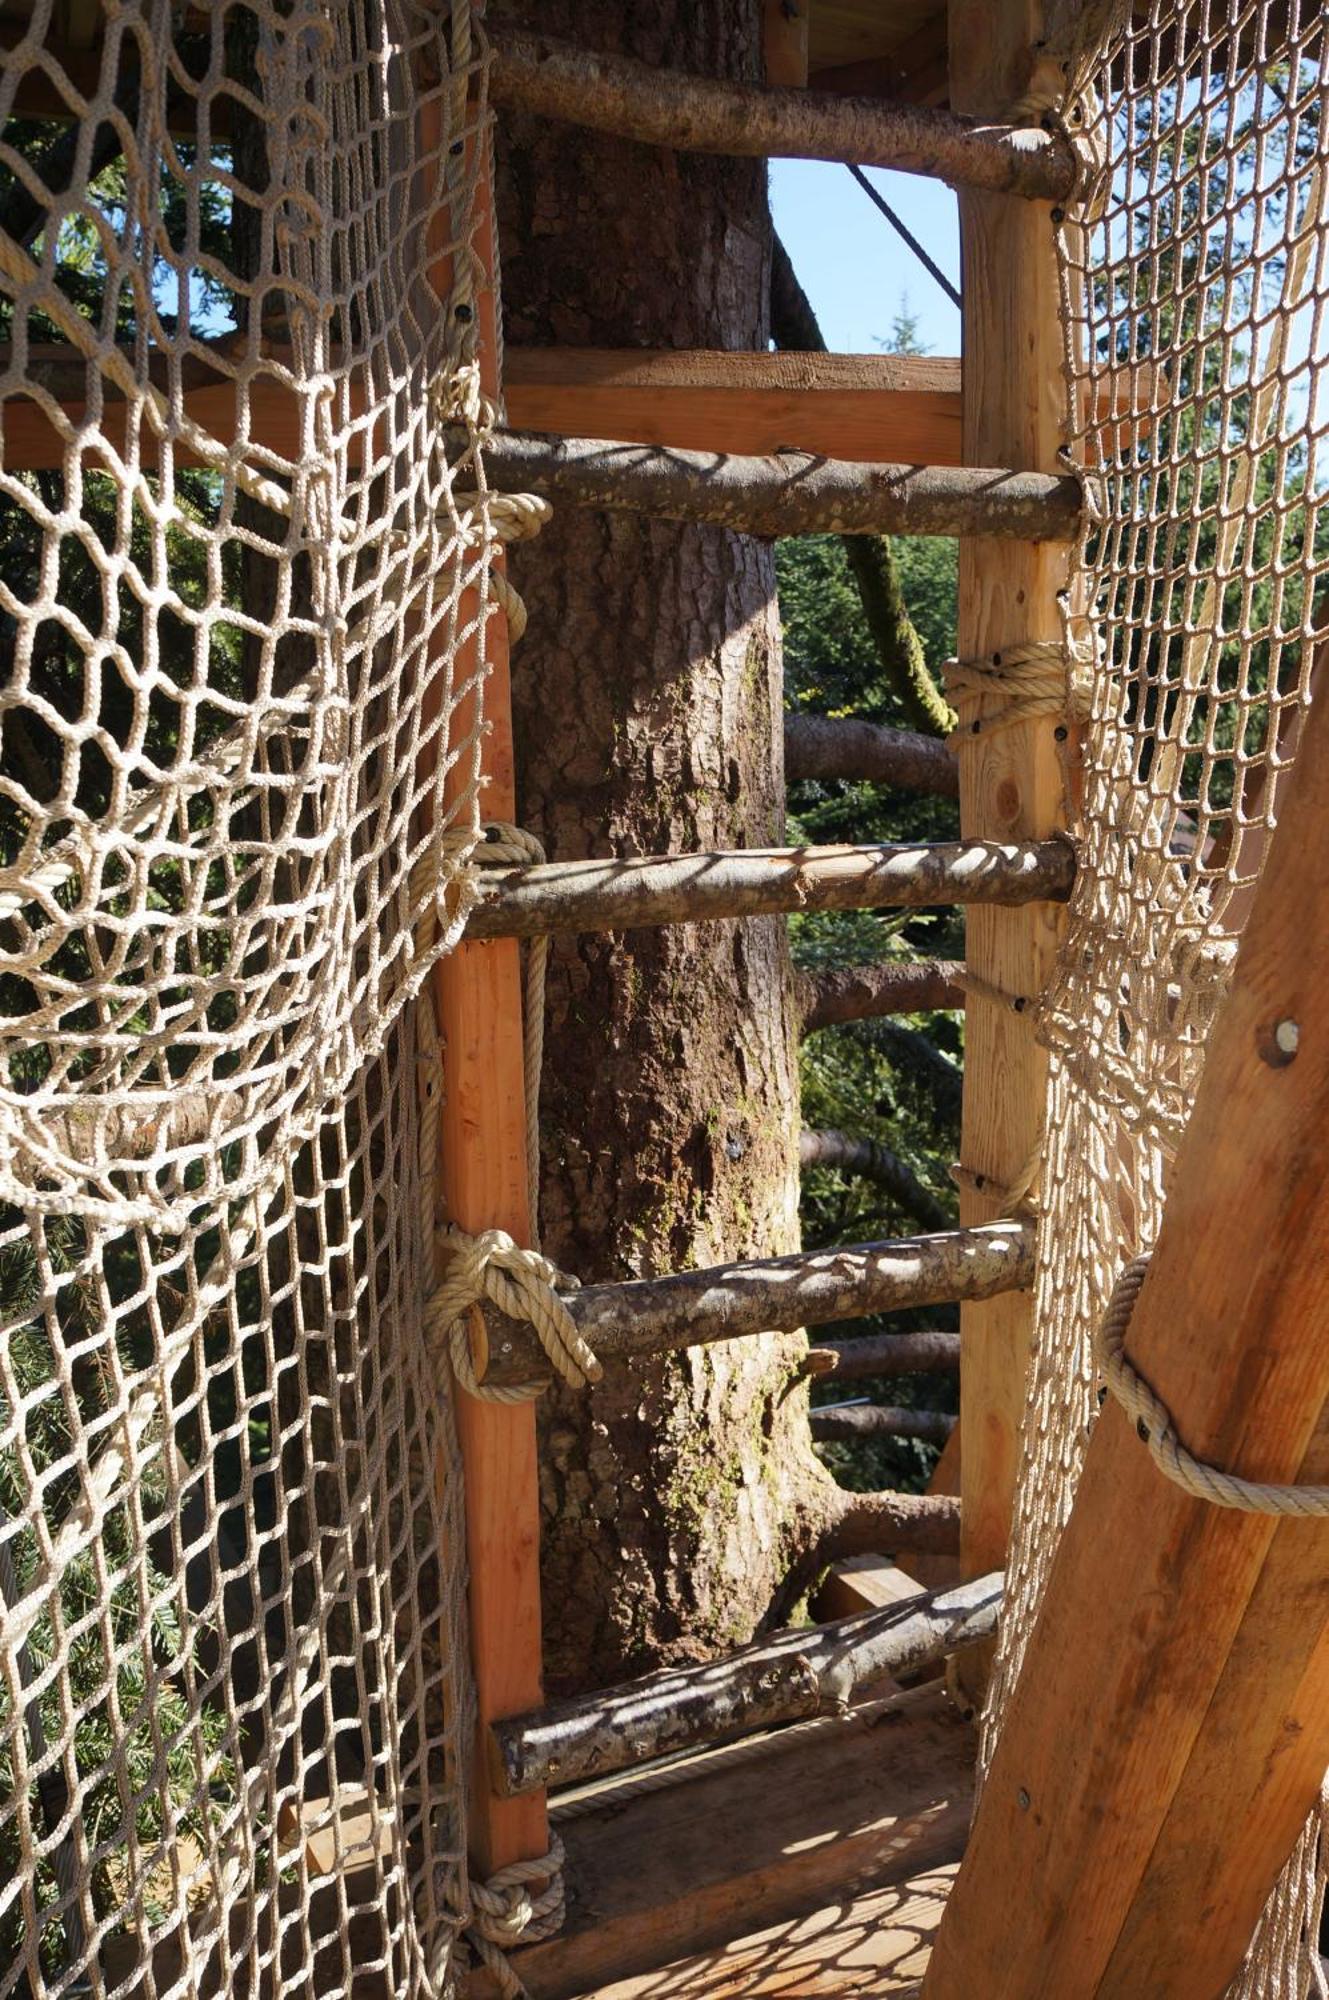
[811,1403,956,1447]
[799,1127,951,1232]
[771,236,955,735]
[807,1329,961,1379]
[767,1482,962,1630]
[797,959,966,1032]
[784,712,958,796]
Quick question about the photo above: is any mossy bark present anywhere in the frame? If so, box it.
[493,0,837,1692]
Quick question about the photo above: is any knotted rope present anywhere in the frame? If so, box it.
[1098,1256,1329,1514]
[950,1136,1043,1218]
[944,638,1093,745]
[464,1840,568,1998]
[425,1224,602,1403]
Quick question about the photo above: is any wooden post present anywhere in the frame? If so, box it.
[922,644,1329,2000]
[763,0,810,89]
[948,0,1071,1681]
[428,96,548,1873]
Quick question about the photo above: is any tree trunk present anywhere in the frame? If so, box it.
[494,0,842,1692]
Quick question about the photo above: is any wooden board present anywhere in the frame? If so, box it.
[948,0,1071,1702]
[590,1866,954,1997]
[924,623,1329,1995]
[485,1684,974,2000]
[428,112,547,1874]
[503,349,962,464]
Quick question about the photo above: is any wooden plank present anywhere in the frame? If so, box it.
[813,1555,929,1622]
[427,102,547,1875]
[923,636,1329,1994]
[492,1683,974,2000]
[590,1866,954,1997]
[764,0,810,87]
[948,0,1071,1704]
[504,348,963,464]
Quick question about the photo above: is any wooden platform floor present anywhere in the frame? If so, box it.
[495,1681,972,2000]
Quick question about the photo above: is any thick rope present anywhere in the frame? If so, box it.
[424,1223,602,1404]
[1097,1256,1329,1515]
[944,638,1092,745]
[464,1839,567,1998]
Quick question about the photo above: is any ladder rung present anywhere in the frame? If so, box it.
[796,959,967,1031]
[489,1574,1003,1798]
[488,27,1077,204]
[462,838,1074,944]
[467,1219,1033,1392]
[785,712,959,798]
[473,427,1084,543]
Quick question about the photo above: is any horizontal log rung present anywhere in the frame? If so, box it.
[471,429,1084,543]
[470,1219,1033,1391]
[489,27,1078,203]
[462,838,1075,943]
[488,1574,1003,1797]
[811,1403,956,1448]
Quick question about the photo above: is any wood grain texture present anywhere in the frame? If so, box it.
[429,115,547,1875]
[763,0,810,86]
[948,0,1072,1657]
[488,1684,974,1999]
[925,609,1329,1997]
[504,348,962,463]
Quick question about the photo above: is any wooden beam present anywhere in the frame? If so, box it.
[948,0,1073,1700]
[763,0,810,87]
[469,1221,1034,1394]
[427,102,547,1877]
[923,602,1329,2000]
[490,1576,1001,1797]
[487,27,1078,201]
[471,429,1084,541]
[502,348,963,464]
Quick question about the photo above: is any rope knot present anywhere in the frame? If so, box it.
[426,1223,600,1403]
[465,1839,568,1998]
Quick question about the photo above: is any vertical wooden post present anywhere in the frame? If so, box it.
[763,0,810,88]
[922,677,1329,2000]
[429,85,549,1873]
[948,1,1070,1650]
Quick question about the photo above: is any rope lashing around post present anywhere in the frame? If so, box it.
[944,637,1093,746]
[1097,1256,1329,1514]
[950,1136,1043,1218]
[464,1838,568,1999]
[424,1224,603,1403]
[953,965,1037,1017]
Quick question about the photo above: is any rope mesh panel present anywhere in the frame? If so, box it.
[989,4,1329,1992]
[0,4,496,1992]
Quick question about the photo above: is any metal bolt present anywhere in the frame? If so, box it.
[1275,1019,1301,1057]
[1017,1787,1031,1811]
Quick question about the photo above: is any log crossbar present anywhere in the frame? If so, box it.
[463,838,1075,943]
[488,28,1078,203]
[470,429,1084,542]
[809,1330,961,1380]
[470,1220,1033,1390]
[489,1573,1003,1798]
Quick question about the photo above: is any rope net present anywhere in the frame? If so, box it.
[989,2,1329,1991]
[0,3,501,1992]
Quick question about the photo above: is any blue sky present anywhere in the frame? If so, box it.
[769,161,961,356]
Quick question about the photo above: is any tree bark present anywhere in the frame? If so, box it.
[494,0,828,1692]
[784,712,959,795]
[797,960,966,1031]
